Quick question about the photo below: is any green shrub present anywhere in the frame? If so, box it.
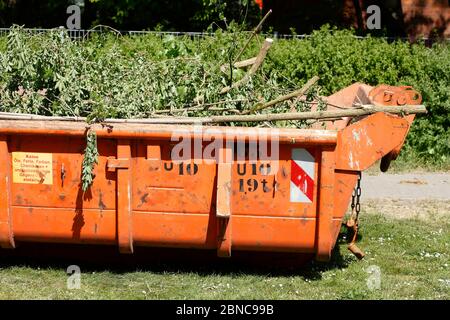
[265,26,449,163]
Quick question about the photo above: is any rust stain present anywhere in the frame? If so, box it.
[15,195,23,205]
[300,208,308,225]
[39,185,51,193]
[272,178,277,198]
[98,191,106,211]
[71,179,79,187]
[138,193,149,207]
[281,166,288,178]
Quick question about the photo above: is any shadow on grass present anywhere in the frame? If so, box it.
[0,230,359,281]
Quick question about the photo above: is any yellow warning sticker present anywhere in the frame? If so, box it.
[12,152,53,185]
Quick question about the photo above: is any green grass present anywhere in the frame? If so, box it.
[0,210,448,300]
[365,153,450,175]
[388,154,450,173]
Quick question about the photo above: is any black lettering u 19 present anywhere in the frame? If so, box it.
[239,178,259,192]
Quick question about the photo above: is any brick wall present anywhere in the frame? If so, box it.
[401,0,450,38]
[261,0,449,38]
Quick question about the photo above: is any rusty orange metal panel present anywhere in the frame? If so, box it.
[232,216,316,252]
[9,136,116,210]
[132,141,216,214]
[12,207,116,244]
[335,112,410,171]
[0,121,338,145]
[231,147,320,219]
[132,212,215,248]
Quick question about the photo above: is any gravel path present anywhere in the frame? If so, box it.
[361,173,450,201]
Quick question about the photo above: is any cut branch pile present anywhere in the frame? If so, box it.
[0,105,427,124]
[0,23,430,191]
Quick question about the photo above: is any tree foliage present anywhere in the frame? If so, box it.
[0,0,261,30]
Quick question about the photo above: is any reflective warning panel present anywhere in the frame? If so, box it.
[12,152,53,185]
[290,148,315,203]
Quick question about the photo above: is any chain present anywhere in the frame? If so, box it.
[347,171,365,259]
[350,171,362,222]
[355,171,362,221]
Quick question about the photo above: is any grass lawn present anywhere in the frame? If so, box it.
[365,155,450,175]
[0,205,448,300]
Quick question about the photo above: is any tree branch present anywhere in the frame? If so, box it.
[220,38,273,94]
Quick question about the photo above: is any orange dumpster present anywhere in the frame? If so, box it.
[0,84,424,262]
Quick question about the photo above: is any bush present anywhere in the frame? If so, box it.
[265,26,450,164]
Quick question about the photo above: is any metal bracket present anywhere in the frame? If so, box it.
[115,140,133,254]
[216,147,232,258]
[107,158,130,171]
[316,148,334,261]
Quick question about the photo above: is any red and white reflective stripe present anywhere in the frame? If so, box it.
[290,148,315,203]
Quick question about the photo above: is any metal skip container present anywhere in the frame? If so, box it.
[0,84,424,262]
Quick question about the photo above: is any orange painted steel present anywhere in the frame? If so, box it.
[0,84,422,262]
